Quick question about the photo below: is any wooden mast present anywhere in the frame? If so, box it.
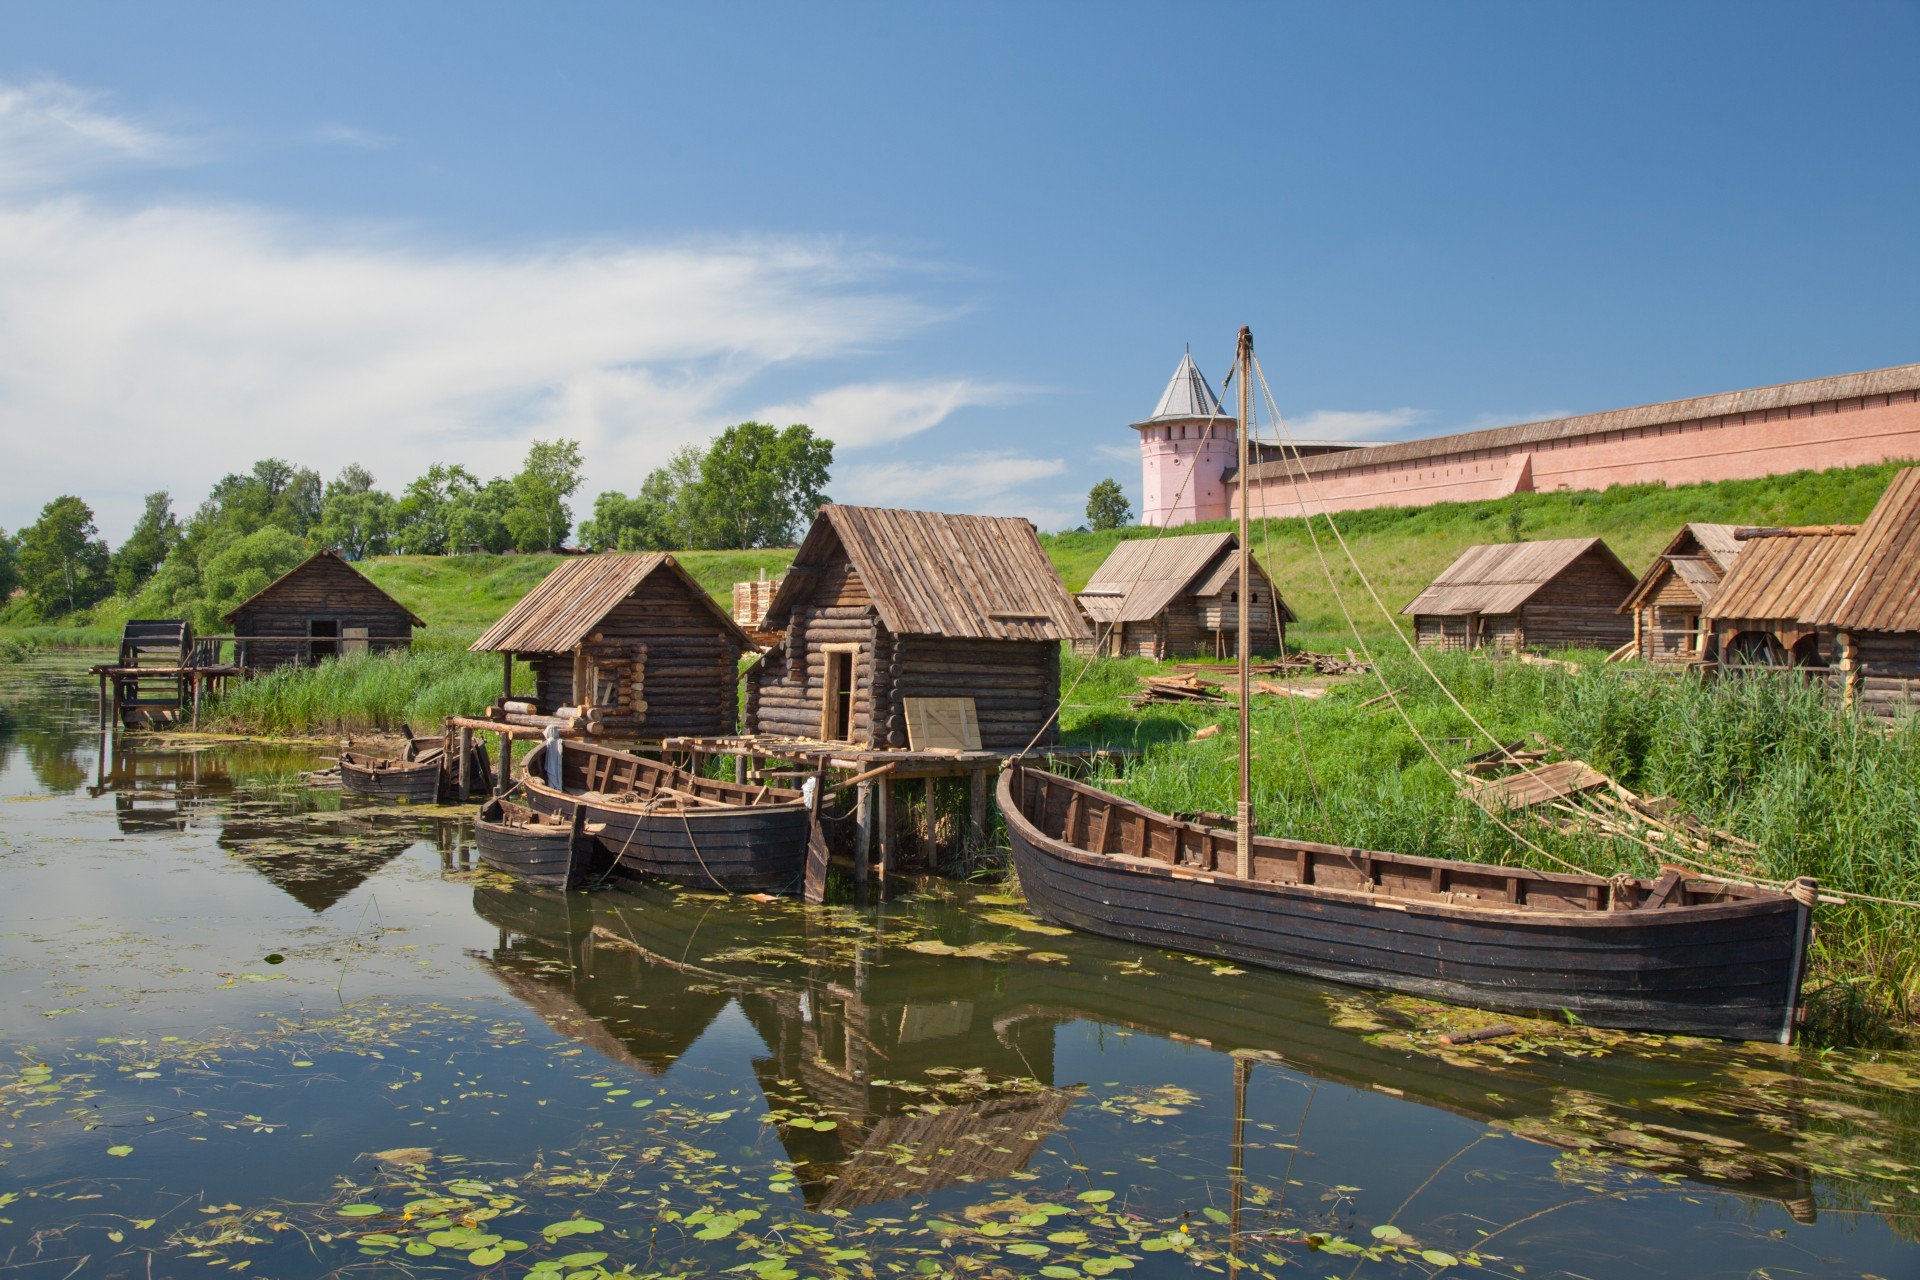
[1235,325,1254,879]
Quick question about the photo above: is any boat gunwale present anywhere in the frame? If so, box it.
[522,741,809,817]
[517,768,810,820]
[999,764,1797,930]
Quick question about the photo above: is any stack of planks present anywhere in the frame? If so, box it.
[1129,673,1229,706]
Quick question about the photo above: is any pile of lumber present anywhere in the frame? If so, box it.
[1170,651,1372,679]
[1129,673,1230,706]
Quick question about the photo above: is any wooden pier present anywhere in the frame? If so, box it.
[89,621,243,729]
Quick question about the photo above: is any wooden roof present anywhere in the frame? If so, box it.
[220,550,425,626]
[1704,528,1859,624]
[765,506,1089,642]
[1244,361,1920,486]
[1077,532,1233,624]
[1802,467,1920,633]
[470,553,747,654]
[1619,522,1747,613]
[1401,538,1630,617]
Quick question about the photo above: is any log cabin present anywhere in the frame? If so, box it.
[470,553,748,739]
[1401,537,1636,653]
[744,506,1090,750]
[1802,465,1920,715]
[1072,531,1292,659]
[1617,523,1744,664]
[1702,526,1858,668]
[223,550,423,670]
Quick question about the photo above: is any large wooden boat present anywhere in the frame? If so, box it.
[520,739,813,894]
[1000,765,1814,1041]
[474,795,602,888]
[996,326,1815,1043]
[338,750,443,803]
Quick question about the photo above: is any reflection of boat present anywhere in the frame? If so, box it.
[475,796,600,888]
[1002,765,1814,1042]
[339,750,443,803]
[521,739,811,893]
[997,327,1815,1043]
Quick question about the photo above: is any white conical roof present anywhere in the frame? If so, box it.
[1145,351,1226,421]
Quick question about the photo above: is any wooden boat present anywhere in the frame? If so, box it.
[338,750,443,803]
[519,739,813,894]
[474,795,602,888]
[996,326,1815,1043]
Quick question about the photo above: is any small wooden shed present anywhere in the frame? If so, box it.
[1802,465,1920,714]
[744,505,1089,750]
[1618,523,1744,664]
[1702,526,1858,668]
[224,550,422,670]
[1402,538,1636,652]
[470,553,748,739]
[1072,531,1292,659]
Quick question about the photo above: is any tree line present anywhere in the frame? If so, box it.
[0,421,831,628]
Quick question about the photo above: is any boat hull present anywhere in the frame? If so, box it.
[521,742,811,895]
[999,765,1812,1041]
[339,753,443,804]
[474,798,599,889]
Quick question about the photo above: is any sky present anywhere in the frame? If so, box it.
[2,2,1918,540]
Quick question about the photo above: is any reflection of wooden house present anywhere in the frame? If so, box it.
[1618,524,1743,664]
[1072,531,1292,659]
[744,506,1089,749]
[470,553,748,739]
[1703,527,1858,668]
[1801,467,1920,714]
[1403,538,1636,652]
[224,551,422,670]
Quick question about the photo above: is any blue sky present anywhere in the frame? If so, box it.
[3,2,1917,538]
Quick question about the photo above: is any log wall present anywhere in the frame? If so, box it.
[230,556,415,670]
[1516,550,1636,651]
[1842,629,1920,717]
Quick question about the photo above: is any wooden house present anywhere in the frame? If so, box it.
[1072,531,1292,659]
[1702,526,1858,667]
[1618,523,1744,663]
[1803,466,1920,714]
[223,550,422,670]
[1401,538,1636,652]
[470,553,748,739]
[744,506,1089,750]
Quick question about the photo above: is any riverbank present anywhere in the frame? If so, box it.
[1058,648,1920,1047]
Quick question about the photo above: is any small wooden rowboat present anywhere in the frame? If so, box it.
[520,740,812,894]
[999,764,1817,1042]
[474,796,602,888]
[338,750,444,804]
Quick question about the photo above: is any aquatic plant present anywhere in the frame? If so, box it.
[207,647,522,735]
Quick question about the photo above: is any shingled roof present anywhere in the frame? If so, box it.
[1075,531,1291,625]
[1402,538,1630,617]
[470,553,747,653]
[1802,466,1920,633]
[1705,529,1860,624]
[221,550,425,627]
[1619,522,1747,612]
[764,506,1089,642]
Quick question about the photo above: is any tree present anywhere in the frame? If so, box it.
[688,422,833,548]
[112,491,182,596]
[392,463,484,555]
[17,496,111,615]
[504,438,585,552]
[198,526,308,632]
[0,529,19,603]
[1086,478,1132,531]
[579,489,672,552]
[316,487,395,560]
[447,476,517,553]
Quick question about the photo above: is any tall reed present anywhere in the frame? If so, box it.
[208,649,511,737]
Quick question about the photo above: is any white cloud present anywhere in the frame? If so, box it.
[837,451,1068,514]
[1283,407,1430,442]
[313,124,395,151]
[0,78,997,534]
[0,80,183,191]
[753,378,1024,450]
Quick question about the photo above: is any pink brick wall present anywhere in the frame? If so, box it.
[1139,420,1237,527]
[1234,393,1920,518]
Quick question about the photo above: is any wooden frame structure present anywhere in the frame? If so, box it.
[1799,466,1920,715]
[1703,526,1858,670]
[1402,537,1636,653]
[222,550,422,671]
[1072,531,1292,659]
[1618,523,1743,664]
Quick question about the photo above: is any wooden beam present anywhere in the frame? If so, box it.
[877,780,893,892]
[853,780,873,890]
[968,767,988,852]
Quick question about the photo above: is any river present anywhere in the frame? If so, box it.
[2,657,1915,1278]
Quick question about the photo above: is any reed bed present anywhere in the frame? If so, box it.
[1063,650,1920,1046]
[207,649,517,737]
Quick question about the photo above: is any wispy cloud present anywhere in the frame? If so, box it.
[754,378,1025,450]
[1283,406,1430,442]
[837,451,1068,514]
[0,80,184,191]
[313,124,395,151]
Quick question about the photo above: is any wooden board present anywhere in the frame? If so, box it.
[1467,759,1609,812]
[903,697,981,751]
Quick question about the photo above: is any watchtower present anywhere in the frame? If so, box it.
[1132,350,1236,527]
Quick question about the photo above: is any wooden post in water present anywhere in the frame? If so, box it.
[1235,325,1255,881]
[968,766,989,851]
[877,781,894,891]
[1229,1052,1249,1279]
[924,776,938,864]
[457,726,473,799]
[191,672,203,730]
[854,780,873,891]
[496,729,513,793]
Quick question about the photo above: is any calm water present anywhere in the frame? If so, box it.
[2,657,1916,1279]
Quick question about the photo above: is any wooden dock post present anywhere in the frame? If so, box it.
[496,730,513,793]
[876,780,893,891]
[968,767,989,852]
[854,780,873,891]
[97,674,108,730]
[191,673,203,730]
[924,776,939,864]
[457,726,473,799]
[735,754,749,784]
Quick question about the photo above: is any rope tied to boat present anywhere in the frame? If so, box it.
[1790,877,1819,908]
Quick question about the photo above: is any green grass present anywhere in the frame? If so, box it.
[1058,647,1920,1047]
[208,648,531,737]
